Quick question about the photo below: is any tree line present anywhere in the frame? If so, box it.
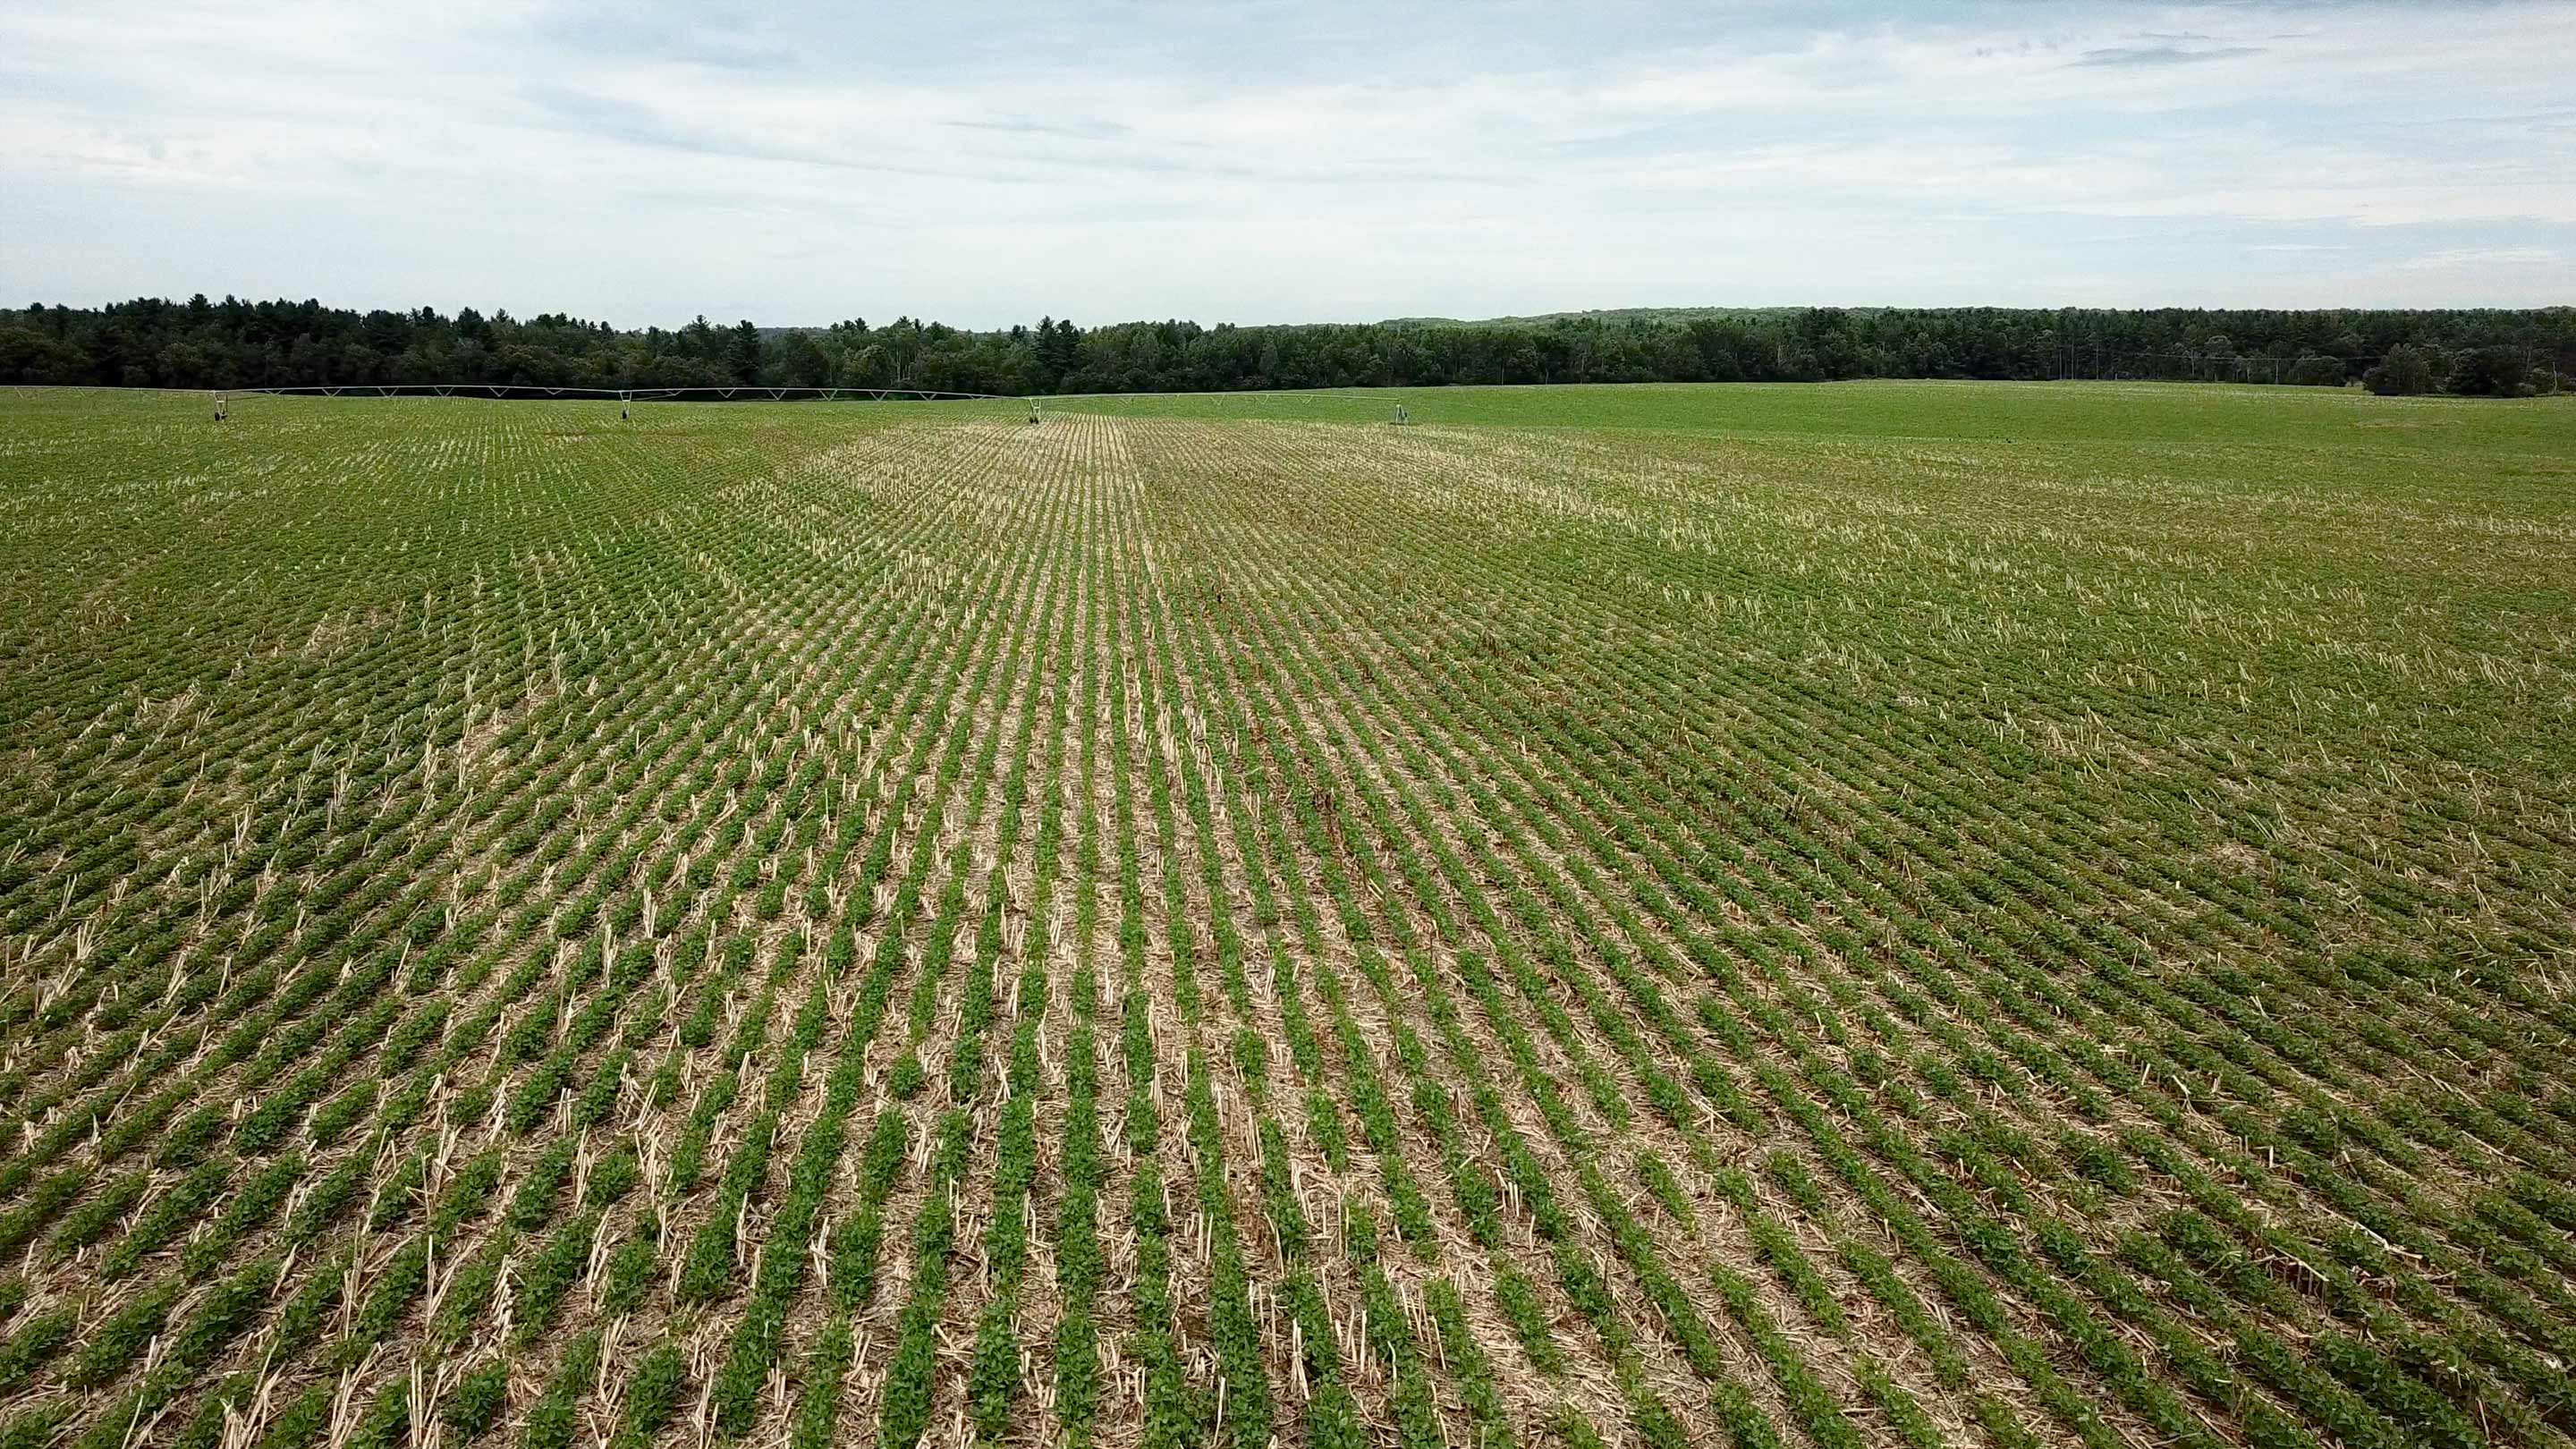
[3,295,2568,397]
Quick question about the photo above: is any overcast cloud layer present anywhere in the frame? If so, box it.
[3,1,2572,326]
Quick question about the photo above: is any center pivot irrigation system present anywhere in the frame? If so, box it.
[237,383,1020,402]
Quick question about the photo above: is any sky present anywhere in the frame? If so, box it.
[2,1,2572,328]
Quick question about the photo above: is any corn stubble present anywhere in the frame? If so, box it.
[2,385,2573,1449]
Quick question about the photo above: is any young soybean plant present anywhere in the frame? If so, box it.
[5,388,2575,1449]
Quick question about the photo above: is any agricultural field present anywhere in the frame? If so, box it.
[1,379,2572,1449]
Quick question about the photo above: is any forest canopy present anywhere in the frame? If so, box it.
[3,295,2568,397]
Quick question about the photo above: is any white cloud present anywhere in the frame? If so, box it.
[2,1,2571,322]
[2393,246,2563,270]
